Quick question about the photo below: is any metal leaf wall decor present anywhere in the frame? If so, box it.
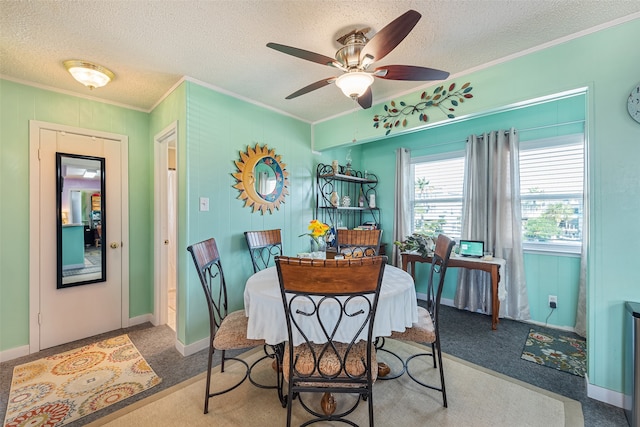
[373,82,474,135]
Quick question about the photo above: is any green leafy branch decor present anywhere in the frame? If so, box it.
[373,82,474,136]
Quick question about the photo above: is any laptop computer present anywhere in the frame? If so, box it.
[459,240,484,257]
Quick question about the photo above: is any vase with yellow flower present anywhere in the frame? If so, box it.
[300,219,330,259]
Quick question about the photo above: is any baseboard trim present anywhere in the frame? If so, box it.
[177,335,208,357]
[0,345,30,362]
[128,313,154,327]
[586,374,625,408]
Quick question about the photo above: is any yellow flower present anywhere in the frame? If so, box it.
[300,219,330,239]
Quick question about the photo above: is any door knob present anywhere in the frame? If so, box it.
[110,242,119,249]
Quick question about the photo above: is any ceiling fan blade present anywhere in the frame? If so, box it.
[357,87,373,109]
[285,78,335,99]
[360,10,421,62]
[267,42,335,67]
[375,65,450,81]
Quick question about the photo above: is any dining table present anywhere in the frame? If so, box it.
[244,262,417,413]
[244,263,418,346]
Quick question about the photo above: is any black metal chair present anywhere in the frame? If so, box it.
[388,233,455,407]
[335,229,382,258]
[187,237,276,414]
[244,229,283,273]
[275,256,387,427]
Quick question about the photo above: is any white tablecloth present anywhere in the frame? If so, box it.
[244,265,418,346]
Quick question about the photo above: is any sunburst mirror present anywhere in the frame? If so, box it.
[232,144,289,214]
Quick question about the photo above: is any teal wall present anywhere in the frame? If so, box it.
[316,19,640,395]
[0,78,313,352]
[1,17,638,400]
[179,81,312,345]
[0,79,152,350]
[321,93,585,328]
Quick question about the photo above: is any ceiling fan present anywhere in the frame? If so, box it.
[267,10,450,109]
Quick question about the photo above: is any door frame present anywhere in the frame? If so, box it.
[29,120,130,354]
[153,121,178,328]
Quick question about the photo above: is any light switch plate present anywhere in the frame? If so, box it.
[199,197,209,211]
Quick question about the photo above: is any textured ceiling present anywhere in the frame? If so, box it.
[1,1,639,123]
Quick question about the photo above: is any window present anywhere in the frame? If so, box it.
[411,152,465,240]
[519,134,584,253]
[410,133,584,254]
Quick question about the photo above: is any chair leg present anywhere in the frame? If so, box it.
[286,388,294,427]
[368,389,374,427]
[431,342,437,368]
[204,344,215,414]
[435,341,447,408]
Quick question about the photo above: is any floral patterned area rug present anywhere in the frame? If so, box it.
[521,328,586,377]
[3,334,161,427]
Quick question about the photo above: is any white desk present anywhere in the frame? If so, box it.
[244,264,418,346]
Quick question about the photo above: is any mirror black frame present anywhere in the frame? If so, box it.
[56,152,106,289]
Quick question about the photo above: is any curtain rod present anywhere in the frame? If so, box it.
[413,119,585,149]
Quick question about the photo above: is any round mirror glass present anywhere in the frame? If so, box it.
[254,157,283,201]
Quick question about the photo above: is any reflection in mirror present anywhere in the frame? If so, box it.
[56,153,106,289]
[254,157,277,198]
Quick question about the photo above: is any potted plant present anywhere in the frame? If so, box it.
[393,233,435,258]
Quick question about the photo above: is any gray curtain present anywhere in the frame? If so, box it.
[392,147,411,267]
[454,129,530,320]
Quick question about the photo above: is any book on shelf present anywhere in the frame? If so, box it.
[354,222,378,230]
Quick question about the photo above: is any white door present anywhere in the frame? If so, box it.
[154,123,178,331]
[34,126,126,350]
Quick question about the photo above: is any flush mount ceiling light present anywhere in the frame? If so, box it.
[63,60,115,89]
[335,72,374,99]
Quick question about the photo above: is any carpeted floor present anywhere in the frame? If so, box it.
[436,304,626,427]
[0,304,628,427]
[87,340,582,426]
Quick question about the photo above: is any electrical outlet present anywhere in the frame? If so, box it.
[548,295,557,308]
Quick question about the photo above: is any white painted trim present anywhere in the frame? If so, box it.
[176,335,209,357]
[586,374,625,408]
[149,77,188,112]
[128,313,155,327]
[29,121,42,354]
[183,76,310,123]
[2,74,147,112]
[120,136,130,329]
[28,120,130,354]
[153,121,178,331]
[0,345,30,363]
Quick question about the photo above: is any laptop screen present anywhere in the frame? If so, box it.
[459,240,484,257]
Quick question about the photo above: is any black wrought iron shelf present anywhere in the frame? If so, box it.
[315,163,380,230]
[318,173,377,184]
[319,206,380,211]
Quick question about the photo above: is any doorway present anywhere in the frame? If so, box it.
[154,122,178,332]
[29,121,129,352]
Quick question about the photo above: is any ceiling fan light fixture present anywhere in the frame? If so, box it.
[63,60,115,89]
[335,72,374,99]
